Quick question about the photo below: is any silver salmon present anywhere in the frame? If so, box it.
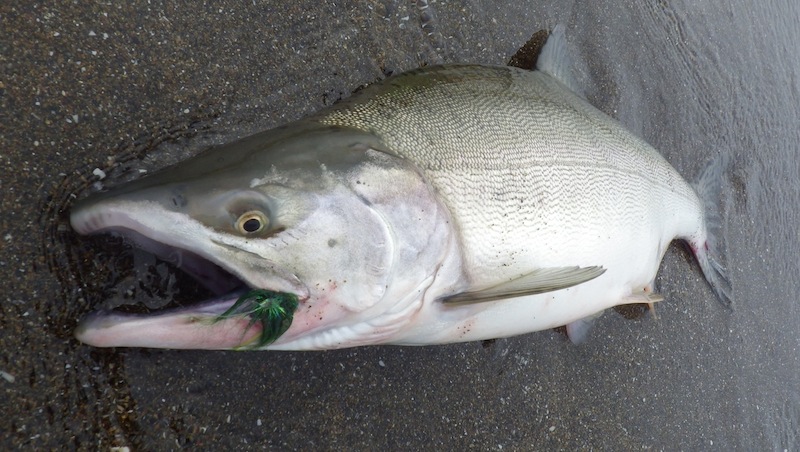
[70,26,730,350]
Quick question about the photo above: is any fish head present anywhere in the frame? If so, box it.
[71,125,458,350]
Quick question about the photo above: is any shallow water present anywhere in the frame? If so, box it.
[3,0,799,449]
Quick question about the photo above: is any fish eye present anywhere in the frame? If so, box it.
[236,210,269,234]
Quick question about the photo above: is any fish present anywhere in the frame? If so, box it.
[69,25,731,350]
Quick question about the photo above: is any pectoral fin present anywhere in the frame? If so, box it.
[439,266,605,305]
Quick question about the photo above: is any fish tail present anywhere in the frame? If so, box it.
[689,153,733,307]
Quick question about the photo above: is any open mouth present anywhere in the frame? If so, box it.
[69,206,300,350]
[115,227,249,301]
[76,222,250,309]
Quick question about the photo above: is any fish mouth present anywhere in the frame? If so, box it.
[70,201,305,349]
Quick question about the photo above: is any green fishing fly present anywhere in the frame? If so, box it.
[215,289,299,348]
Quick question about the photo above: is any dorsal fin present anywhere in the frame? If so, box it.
[439,266,605,305]
[507,29,549,70]
[536,24,583,96]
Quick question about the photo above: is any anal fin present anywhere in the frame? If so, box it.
[621,292,664,305]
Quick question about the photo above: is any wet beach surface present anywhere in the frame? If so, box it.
[3,1,799,449]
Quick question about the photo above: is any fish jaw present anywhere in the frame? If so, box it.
[70,197,311,349]
[75,298,264,350]
[70,197,309,298]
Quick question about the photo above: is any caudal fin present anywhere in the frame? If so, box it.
[689,153,733,307]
